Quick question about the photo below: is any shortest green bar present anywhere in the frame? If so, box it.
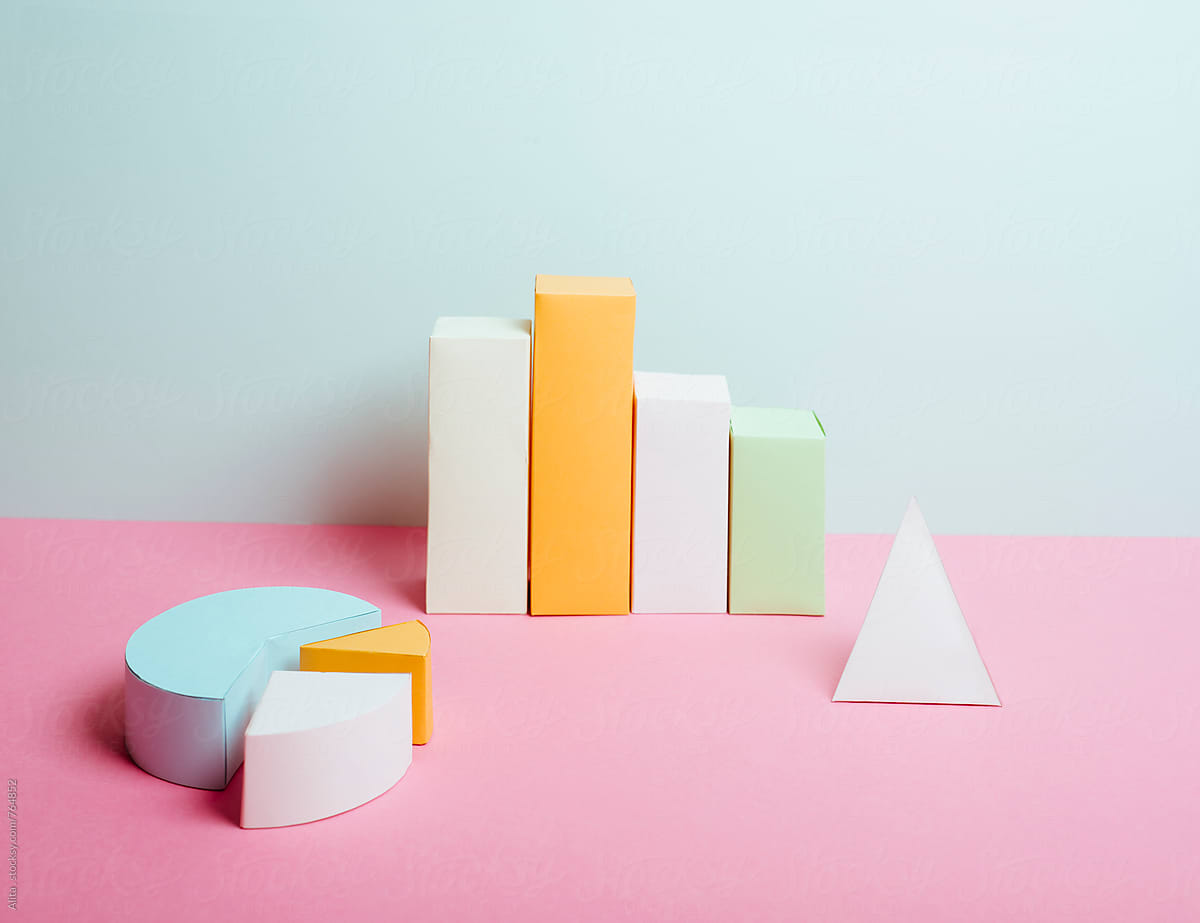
[728,407,826,615]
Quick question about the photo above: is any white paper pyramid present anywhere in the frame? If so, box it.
[833,498,1000,706]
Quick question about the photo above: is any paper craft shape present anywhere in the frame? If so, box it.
[427,317,531,614]
[530,274,636,615]
[124,587,381,790]
[833,498,1001,705]
[728,407,826,614]
[299,620,433,745]
[240,670,413,828]
[631,371,731,613]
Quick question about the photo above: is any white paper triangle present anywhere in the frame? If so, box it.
[833,498,1000,706]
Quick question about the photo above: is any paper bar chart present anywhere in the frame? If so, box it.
[421,276,829,616]
[728,407,826,615]
[426,317,531,614]
[529,275,637,615]
[631,371,731,613]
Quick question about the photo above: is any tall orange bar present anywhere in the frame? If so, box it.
[530,275,636,615]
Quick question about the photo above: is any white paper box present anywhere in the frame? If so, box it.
[631,371,731,613]
[427,317,531,613]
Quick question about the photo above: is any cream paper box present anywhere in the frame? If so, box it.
[631,371,731,613]
[728,407,826,615]
[426,317,531,614]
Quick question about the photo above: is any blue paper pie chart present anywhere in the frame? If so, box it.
[124,586,381,790]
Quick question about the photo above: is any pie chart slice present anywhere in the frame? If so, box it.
[299,620,433,745]
[241,670,413,829]
[124,586,382,790]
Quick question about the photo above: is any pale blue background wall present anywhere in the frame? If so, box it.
[2,0,1197,535]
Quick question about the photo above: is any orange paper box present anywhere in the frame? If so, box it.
[530,275,636,615]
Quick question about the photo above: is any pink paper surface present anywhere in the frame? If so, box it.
[4,518,1198,921]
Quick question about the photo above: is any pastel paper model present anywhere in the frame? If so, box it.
[530,274,636,615]
[426,317,531,614]
[631,371,731,613]
[833,498,1001,706]
[124,587,381,790]
[299,620,433,745]
[727,407,826,614]
[240,670,413,828]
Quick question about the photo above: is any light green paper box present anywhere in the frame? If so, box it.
[728,407,826,615]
